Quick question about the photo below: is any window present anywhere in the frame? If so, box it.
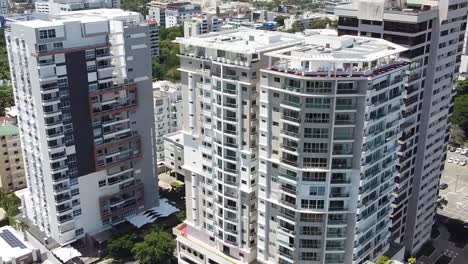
[71,188,80,196]
[48,29,56,38]
[303,158,327,168]
[305,98,330,108]
[309,186,325,196]
[303,172,326,182]
[274,77,280,83]
[305,113,329,123]
[304,128,328,138]
[53,42,63,49]
[75,228,84,236]
[300,213,323,222]
[299,239,321,248]
[39,30,48,39]
[98,180,106,187]
[303,143,328,153]
[73,209,82,216]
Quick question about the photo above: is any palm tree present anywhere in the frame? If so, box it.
[16,221,28,240]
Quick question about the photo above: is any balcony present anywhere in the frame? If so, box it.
[91,100,138,118]
[281,100,302,108]
[282,84,302,93]
[223,74,239,81]
[281,115,301,123]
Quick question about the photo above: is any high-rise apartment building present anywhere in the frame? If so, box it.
[184,14,223,37]
[6,9,158,246]
[0,122,26,193]
[173,30,304,264]
[147,20,160,58]
[335,0,467,255]
[153,81,182,167]
[35,0,120,14]
[172,28,409,264]
[258,35,407,264]
[0,0,8,16]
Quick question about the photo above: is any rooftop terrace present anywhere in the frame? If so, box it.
[175,28,304,54]
[265,35,408,78]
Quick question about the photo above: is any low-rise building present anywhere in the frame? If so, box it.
[0,226,41,264]
[0,122,26,193]
[35,0,120,14]
[284,12,337,31]
[153,81,183,168]
[163,131,184,181]
[149,1,201,28]
[183,14,222,37]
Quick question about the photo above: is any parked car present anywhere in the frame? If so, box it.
[449,146,456,152]
[456,148,462,153]
[448,158,454,163]
[462,149,467,155]
[439,183,449,190]
[454,158,460,164]
[460,160,466,166]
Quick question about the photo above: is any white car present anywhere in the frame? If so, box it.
[456,148,462,153]
[454,158,460,164]
[460,160,467,166]
[448,158,454,163]
[462,149,468,155]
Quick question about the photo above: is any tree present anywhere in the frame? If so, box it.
[176,210,186,223]
[132,227,176,264]
[107,234,137,260]
[274,15,286,27]
[0,189,20,226]
[408,257,417,264]
[0,86,14,115]
[311,18,334,29]
[449,124,465,146]
[375,256,390,264]
[451,80,468,143]
[152,57,164,81]
[437,197,448,209]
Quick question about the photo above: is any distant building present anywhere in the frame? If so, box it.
[183,14,222,37]
[0,0,8,16]
[153,81,183,167]
[0,226,41,264]
[163,131,184,181]
[149,1,201,28]
[147,20,160,57]
[284,12,337,31]
[35,0,120,14]
[0,121,26,193]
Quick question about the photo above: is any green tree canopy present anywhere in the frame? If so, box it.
[451,80,468,144]
[375,256,391,264]
[274,15,286,27]
[152,26,182,82]
[107,234,137,260]
[132,227,176,264]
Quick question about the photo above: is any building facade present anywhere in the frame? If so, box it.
[173,29,410,264]
[0,123,26,193]
[173,30,304,264]
[147,20,160,58]
[6,9,158,246]
[335,0,467,256]
[35,0,120,14]
[0,0,8,16]
[153,81,183,167]
[149,1,201,29]
[164,131,185,181]
[183,14,222,38]
[258,35,407,264]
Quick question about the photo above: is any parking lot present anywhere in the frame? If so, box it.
[439,151,468,222]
